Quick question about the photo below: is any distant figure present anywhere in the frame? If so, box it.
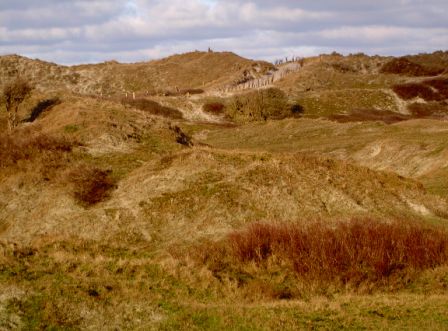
[208,47,213,53]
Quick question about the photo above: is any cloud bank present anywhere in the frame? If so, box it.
[0,0,447,64]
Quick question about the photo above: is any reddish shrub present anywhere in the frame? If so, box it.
[425,78,448,99]
[392,78,448,102]
[329,109,409,124]
[408,102,448,118]
[0,131,75,168]
[392,83,439,101]
[203,102,225,115]
[67,165,116,206]
[380,58,443,76]
[225,219,448,283]
[121,98,183,119]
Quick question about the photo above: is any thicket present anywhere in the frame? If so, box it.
[192,219,448,296]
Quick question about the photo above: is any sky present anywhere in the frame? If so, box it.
[0,0,447,65]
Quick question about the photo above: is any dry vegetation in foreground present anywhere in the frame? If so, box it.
[191,219,448,298]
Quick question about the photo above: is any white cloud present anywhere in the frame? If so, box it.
[0,0,447,64]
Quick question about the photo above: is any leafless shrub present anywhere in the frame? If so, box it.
[194,219,448,290]
[1,77,33,130]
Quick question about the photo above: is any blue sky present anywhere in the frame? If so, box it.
[0,0,447,64]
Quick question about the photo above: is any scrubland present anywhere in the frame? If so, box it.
[0,51,448,330]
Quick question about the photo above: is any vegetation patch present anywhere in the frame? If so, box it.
[67,164,116,206]
[25,97,61,123]
[121,98,183,119]
[225,88,300,122]
[203,101,225,115]
[329,109,409,124]
[408,101,448,118]
[0,130,76,168]
[192,219,448,296]
[393,78,448,102]
[380,58,444,76]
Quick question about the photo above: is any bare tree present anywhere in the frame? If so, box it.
[2,77,33,131]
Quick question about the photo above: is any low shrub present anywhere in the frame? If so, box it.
[425,78,448,99]
[380,58,444,76]
[193,219,448,291]
[393,78,448,101]
[67,164,116,206]
[329,109,409,124]
[163,88,204,96]
[121,98,183,119]
[169,125,193,147]
[392,83,439,101]
[25,98,61,123]
[203,102,225,115]
[226,88,298,122]
[408,101,448,118]
[0,131,75,168]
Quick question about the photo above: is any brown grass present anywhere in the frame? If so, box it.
[121,98,183,119]
[67,164,116,206]
[194,219,448,288]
